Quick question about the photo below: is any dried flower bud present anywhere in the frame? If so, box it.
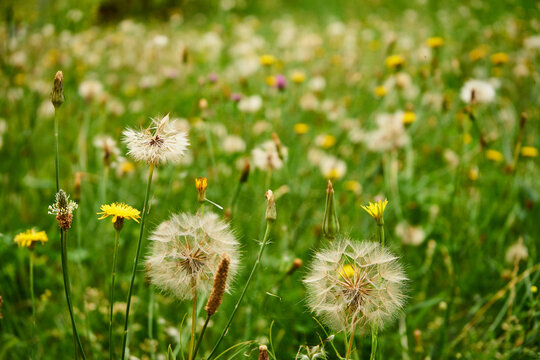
[258,345,269,360]
[51,71,65,108]
[239,160,250,183]
[286,258,303,275]
[265,190,276,222]
[272,133,284,161]
[195,177,208,203]
[205,254,230,316]
[322,180,339,240]
[182,47,189,64]
[520,112,527,129]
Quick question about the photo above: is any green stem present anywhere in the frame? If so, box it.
[109,229,121,360]
[149,289,156,360]
[370,326,378,360]
[121,163,155,360]
[205,126,218,180]
[192,315,211,360]
[229,182,242,211]
[189,282,197,360]
[345,328,355,360]
[54,108,60,192]
[377,223,385,247]
[206,221,273,360]
[30,251,35,327]
[30,250,36,359]
[61,230,87,359]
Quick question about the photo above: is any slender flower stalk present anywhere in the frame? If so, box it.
[97,202,140,359]
[370,326,379,360]
[51,70,64,192]
[361,199,390,359]
[108,228,120,359]
[192,255,230,360]
[206,190,276,359]
[121,164,155,360]
[189,279,197,360]
[50,72,86,358]
[29,250,35,326]
[61,230,86,359]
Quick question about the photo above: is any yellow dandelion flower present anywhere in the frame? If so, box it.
[385,54,405,69]
[14,229,48,248]
[464,133,473,145]
[344,180,362,194]
[340,264,356,279]
[374,86,387,97]
[521,146,538,158]
[14,73,26,86]
[291,71,306,84]
[361,199,388,225]
[321,135,337,149]
[427,37,444,48]
[532,285,538,293]
[402,111,416,125]
[469,45,488,62]
[468,167,479,181]
[490,52,509,65]
[294,123,309,135]
[486,149,504,162]
[97,202,141,224]
[260,54,276,66]
[266,76,277,87]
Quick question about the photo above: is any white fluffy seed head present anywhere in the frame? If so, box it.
[123,113,189,165]
[146,212,239,300]
[304,238,407,332]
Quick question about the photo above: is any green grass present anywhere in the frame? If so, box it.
[0,0,539,359]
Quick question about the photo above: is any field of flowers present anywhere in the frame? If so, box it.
[1,0,539,359]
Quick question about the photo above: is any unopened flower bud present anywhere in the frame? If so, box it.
[51,71,65,108]
[195,177,208,203]
[322,180,339,240]
[286,258,303,275]
[265,190,277,222]
[239,160,250,183]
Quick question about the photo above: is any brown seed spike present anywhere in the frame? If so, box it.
[205,254,230,316]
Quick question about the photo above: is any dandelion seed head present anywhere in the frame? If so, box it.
[146,212,239,300]
[122,113,190,166]
[304,239,407,332]
[460,79,496,104]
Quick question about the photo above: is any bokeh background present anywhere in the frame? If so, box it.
[1,0,539,359]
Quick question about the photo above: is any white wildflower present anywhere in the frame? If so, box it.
[252,140,288,171]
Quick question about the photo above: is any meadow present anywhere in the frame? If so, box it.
[0,0,539,359]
